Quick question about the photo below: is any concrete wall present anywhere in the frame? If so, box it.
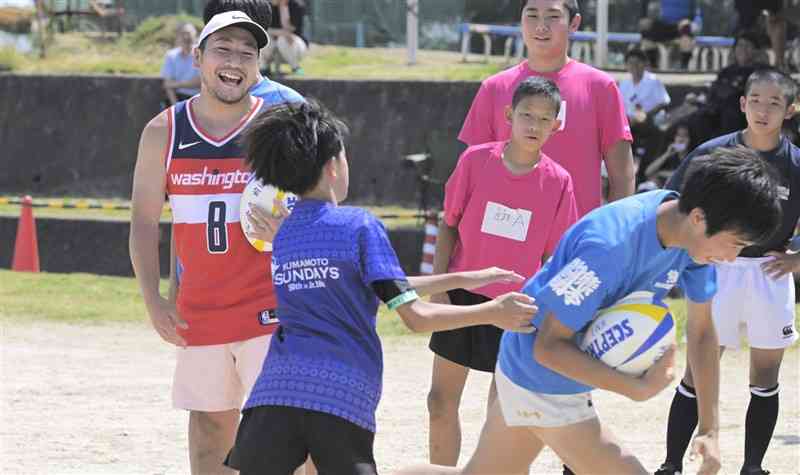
[0,216,424,277]
[0,74,479,206]
[0,73,708,206]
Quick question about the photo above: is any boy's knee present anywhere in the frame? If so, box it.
[190,410,238,437]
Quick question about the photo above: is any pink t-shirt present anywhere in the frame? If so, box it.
[459,59,632,217]
[444,141,578,298]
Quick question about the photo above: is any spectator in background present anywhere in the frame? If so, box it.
[641,122,692,188]
[619,48,671,161]
[735,0,787,70]
[160,23,201,108]
[638,0,699,69]
[681,32,768,146]
[263,0,308,76]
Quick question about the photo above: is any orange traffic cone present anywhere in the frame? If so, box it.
[12,195,40,272]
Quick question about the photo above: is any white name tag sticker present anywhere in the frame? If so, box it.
[557,100,567,131]
[480,201,532,242]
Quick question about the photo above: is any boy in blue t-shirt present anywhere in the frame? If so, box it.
[395,146,782,475]
[223,100,540,475]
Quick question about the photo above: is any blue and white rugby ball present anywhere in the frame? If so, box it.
[579,292,675,376]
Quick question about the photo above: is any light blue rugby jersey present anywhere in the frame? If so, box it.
[498,190,717,395]
[250,77,304,104]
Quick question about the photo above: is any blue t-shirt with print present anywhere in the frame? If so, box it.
[498,190,716,395]
[244,199,407,432]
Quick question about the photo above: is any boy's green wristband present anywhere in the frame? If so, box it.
[387,290,419,310]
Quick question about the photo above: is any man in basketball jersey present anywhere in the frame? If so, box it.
[166,0,304,305]
[130,11,275,474]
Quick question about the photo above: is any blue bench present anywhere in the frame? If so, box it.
[459,23,736,71]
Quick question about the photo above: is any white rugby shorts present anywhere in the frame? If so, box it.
[495,364,597,428]
[713,257,798,350]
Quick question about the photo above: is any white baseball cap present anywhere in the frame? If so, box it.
[197,11,269,50]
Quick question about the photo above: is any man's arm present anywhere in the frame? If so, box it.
[168,226,178,303]
[646,102,670,119]
[278,0,294,30]
[161,56,179,105]
[645,146,677,179]
[130,111,187,346]
[685,299,722,474]
[163,81,179,105]
[604,139,636,202]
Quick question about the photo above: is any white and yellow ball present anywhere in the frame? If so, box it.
[239,177,297,252]
[579,292,675,376]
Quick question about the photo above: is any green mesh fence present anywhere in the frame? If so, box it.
[120,0,207,25]
[114,0,752,48]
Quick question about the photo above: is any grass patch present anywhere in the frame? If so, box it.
[0,45,24,71]
[7,271,796,344]
[0,270,413,337]
[125,14,203,50]
[0,270,166,325]
[298,45,509,82]
[8,18,514,80]
[666,298,688,343]
[19,32,158,75]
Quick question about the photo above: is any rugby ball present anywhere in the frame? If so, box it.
[239,177,297,252]
[579,292,675,376]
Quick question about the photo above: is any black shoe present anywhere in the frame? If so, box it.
[741,467,770,475]
[655,463,682,475]
[562,464,576,475]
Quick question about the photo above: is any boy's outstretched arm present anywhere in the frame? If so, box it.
[407,267,524,297]
[394,291,536,334]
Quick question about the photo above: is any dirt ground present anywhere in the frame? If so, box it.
[1,321,798,475]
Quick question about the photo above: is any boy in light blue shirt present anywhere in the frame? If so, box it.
[396,146,783,475]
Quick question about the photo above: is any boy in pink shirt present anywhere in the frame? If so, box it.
[427,76,578,465]
[429,1,634,468]
[459,0,634,217]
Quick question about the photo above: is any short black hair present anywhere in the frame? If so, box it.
[744,68,798,108]
[520,0,580,21]
[678,146,782,245]
[242,100,349,196]
[203,0,272,31]
[511,76,561,115]
[624,48,648,63]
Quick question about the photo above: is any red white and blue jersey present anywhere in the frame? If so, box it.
[165,97,276,346]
